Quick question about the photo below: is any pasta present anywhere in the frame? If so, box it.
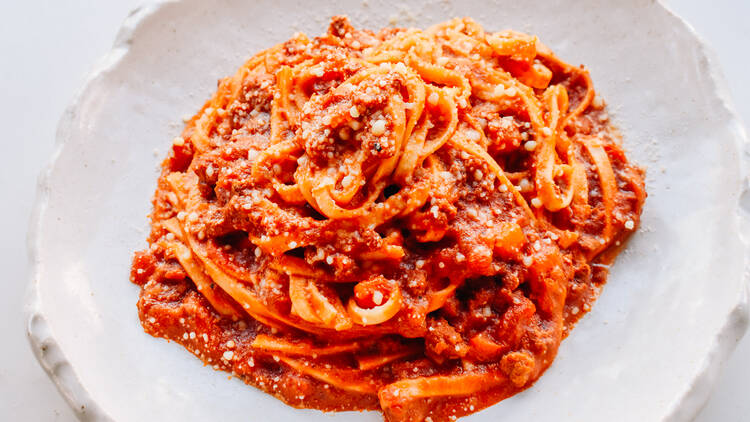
[131,16,645,421]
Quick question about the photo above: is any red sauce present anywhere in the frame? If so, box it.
[131,16,645,421]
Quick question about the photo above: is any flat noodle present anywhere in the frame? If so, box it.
[381,371,505,401]
[131,16,645,422]
[356,347,420,371]
[251,334,361,356]
[277,356,381,394]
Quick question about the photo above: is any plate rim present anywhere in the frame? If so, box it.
[24,1,750,421]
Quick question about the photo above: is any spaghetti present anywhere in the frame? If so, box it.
[131,16,645,421]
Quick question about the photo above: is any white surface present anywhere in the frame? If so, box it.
[1,1,748,421]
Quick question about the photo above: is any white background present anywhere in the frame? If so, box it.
[0,1,747,420]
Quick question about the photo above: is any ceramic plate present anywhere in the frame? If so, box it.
[27,0,750,421]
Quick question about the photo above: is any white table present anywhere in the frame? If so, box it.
[1,1,747,420]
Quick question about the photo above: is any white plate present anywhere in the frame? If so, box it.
[26,0,750,421]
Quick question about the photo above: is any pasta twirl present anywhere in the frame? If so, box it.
[131,16,645,422]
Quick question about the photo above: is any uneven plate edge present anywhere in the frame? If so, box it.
[22,1,750,421]
[655,1,750,421]
[23,2,169,421]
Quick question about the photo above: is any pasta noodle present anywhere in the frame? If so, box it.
[131,16,645,421]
